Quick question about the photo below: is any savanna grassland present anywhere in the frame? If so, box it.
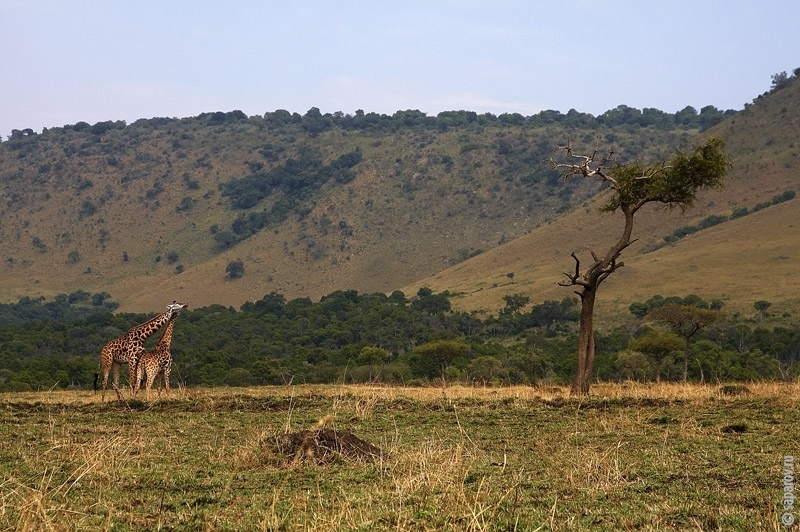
[1,383,796,531]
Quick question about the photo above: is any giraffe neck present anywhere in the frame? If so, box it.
[128,311,172,343]
[156,319,176,350]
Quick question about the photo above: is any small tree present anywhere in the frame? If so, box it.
[646,304,723,383]
[411,288,451,315]
[631,330,684,383]
[753,300,772,321]
[226,260,245,279]
[551,137,730,395]
[501,293,530,316]
[415,340,471,380]
[469,356,503,385]
[771,71,790,92]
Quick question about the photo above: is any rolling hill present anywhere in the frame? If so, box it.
[403,79,800,324]
[0,79,796,320]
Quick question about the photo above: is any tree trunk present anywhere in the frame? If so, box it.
[682,337,690,384]
[571,288,596,395]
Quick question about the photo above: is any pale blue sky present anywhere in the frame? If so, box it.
[2,0,798,137]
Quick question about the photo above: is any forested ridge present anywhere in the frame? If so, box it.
[1,289,796,392]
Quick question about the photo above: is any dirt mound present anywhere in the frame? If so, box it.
[269,429,386,465]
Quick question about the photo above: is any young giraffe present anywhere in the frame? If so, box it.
[100,301,187,401]
[134,314,178,400]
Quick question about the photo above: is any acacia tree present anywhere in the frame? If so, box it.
[646,304,723,383]
[551,137,730,395]
[753,300,772,321]
[631,330,684,383]
[415,340,471,379]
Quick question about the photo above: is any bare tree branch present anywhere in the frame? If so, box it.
[635,164,671,180]
[558,252,591,288]
[549,140,617,187]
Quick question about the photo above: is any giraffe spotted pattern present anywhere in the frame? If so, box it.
[134,315,178,400]
[99,301,187,401]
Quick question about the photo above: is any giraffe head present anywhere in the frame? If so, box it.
[166,301,188,318]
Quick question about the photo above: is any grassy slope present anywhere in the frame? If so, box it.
[403,83,800,325]
[0,122,595,312]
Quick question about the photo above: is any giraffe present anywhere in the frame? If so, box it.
[133,314,178,400]
[100,301,187,401]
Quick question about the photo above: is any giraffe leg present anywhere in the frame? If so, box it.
[128,358,139,396]
[111,362,123,401]
[101,365,108,402]
[100,348,112,402]
[146,367,157,401]
[164,365,171,396]
[101,367,110,402]
[133,359,144,396]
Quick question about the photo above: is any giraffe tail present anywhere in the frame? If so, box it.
[93,372,99,393]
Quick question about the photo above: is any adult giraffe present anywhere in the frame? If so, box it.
[133,312,179,400]
[99,301,187,401]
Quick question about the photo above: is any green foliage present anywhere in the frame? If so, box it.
[220,148,362,211]
[631,330,684,381]
[0,291,117,325]
[500,293,530,315]
[410,340,471,379]
[614,350,652,381]
[594,104,733,132]
[629,294,722,319]
[0,287,796,392]
[770,70,797,92]
[753,300,771,320]
[216,148,362,247]
[214,231,237,250]
[467,355,502,383]
[226,260,245,279]
[32,237,47,252]
[604,137,730,213]
[410,288,452,315]
[78,200,97,219]
[527,298,580,329]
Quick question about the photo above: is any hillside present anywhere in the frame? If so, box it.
[0,107,723,312]
[403,79,800,324]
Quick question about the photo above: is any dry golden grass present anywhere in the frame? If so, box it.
[1,382,797,530]
[9,379,800,407]
[403,168,800,325]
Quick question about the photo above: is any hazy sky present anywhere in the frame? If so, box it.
[2,1,798,137]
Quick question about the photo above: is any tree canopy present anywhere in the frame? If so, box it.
[601,137,730,213]
[0,289,797,392]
